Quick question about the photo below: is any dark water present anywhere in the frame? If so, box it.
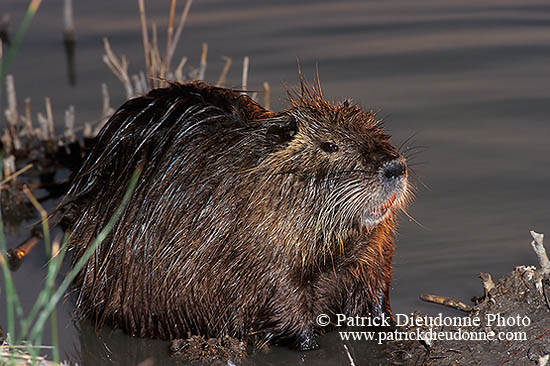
[2,0,550,365]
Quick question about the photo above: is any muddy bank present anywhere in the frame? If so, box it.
[382,232,550,366]
[166,232,550,366]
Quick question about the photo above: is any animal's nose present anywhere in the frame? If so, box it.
[383,160,407,180]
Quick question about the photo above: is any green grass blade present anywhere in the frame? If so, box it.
[0,0,43,81]
[28,166,142,343]
[17,243,68,343]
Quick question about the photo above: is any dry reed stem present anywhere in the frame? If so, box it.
[22,97,33,141]
[83,122,92,139]
[241,56,249,93]
[45,97,54,140]
[5,75,22,150]
[216,56,232,87]
[103,38,133,98]
[198,43,208,80]
[162,0,177,80]
[6,75,18,128]
[1,156,17,184]
[139,72,147,91]
[132,74,144,95]
[101,83,112,116]
[166,0,193,72]
[37,112,49,142]
[1,129,13,153]
[64,105,75,143]
[0,160,29,186]
[0,163,32,187]
[138,0,151,85]
[63,0,75,42]
[150,22,160,87]
[175,57,187,82]
[263,82,270,110]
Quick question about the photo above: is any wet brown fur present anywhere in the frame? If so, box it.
[61,79,411,348]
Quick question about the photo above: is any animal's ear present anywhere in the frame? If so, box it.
[266,117,298,144]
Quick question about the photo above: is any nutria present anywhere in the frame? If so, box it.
[60,79,410,350]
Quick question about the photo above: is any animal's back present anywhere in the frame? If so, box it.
[65,83,280,339]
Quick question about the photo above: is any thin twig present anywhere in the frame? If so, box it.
[420,293,473,312]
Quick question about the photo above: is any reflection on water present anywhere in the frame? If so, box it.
[2,0,550,364]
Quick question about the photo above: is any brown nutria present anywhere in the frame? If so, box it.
[60,79,410,350]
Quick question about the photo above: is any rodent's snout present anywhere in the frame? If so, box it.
[382,160,407,181]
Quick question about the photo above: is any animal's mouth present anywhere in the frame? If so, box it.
[369,193,397,221]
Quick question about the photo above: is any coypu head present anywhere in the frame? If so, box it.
[254,78,411,265]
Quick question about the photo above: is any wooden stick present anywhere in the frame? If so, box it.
[420,293,473,312]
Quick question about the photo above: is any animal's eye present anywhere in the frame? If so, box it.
[320,142,339,153]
